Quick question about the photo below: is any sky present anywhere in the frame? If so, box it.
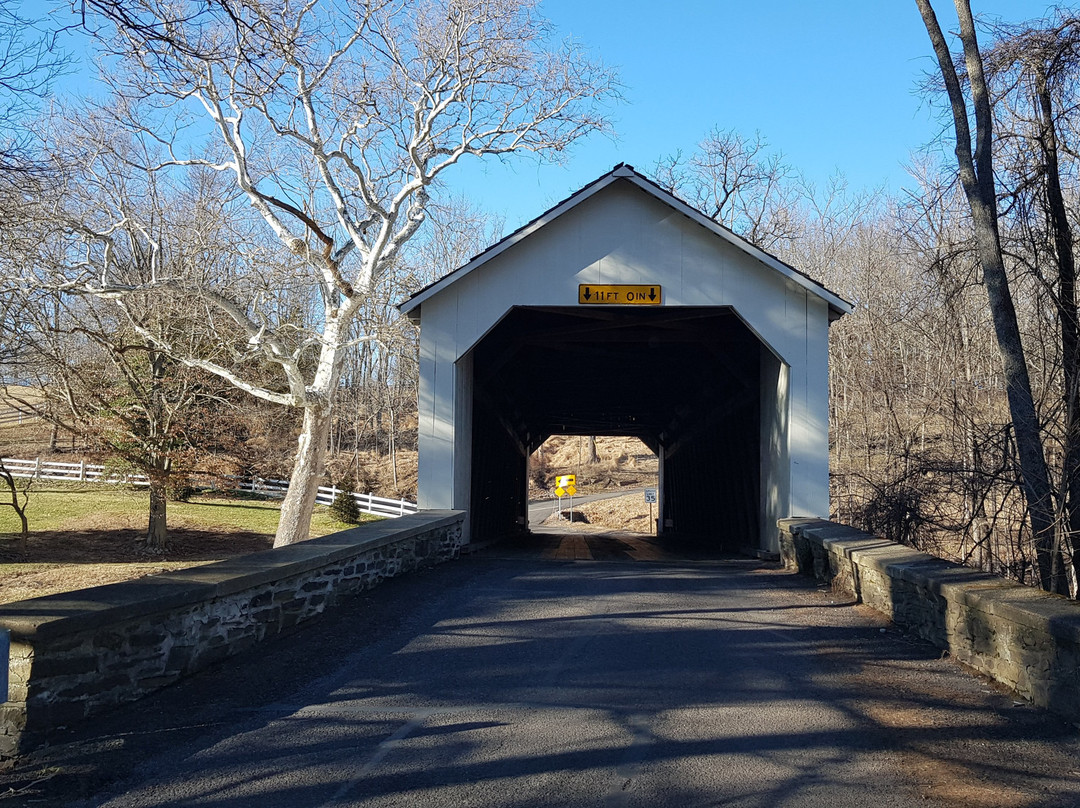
[38,0,1061,236]
[448,0,1061,234]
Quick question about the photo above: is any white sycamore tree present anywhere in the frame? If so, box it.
[69,0,616,546]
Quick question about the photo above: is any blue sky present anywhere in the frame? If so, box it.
[448,0,1059,233]
[39,0,1058,235]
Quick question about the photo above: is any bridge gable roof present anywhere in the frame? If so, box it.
[399,164,852,320]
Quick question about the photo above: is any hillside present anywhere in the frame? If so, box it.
[528,435,657,498]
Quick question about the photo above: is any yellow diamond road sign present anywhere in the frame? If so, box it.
[556,475,576,497]
[578,284,661,305]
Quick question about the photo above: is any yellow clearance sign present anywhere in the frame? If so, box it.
[578,284,661,305]
[555,474,577,497]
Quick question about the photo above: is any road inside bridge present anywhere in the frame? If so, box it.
[15,545,1080,807]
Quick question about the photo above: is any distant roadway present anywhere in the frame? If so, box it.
[527,488,642,525]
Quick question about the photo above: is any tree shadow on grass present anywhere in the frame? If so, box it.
[0,528,272,565]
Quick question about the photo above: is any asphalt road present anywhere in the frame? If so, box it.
[7,546,1080,807]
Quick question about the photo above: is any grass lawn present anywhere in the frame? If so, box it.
[0,486,370,536]
[0,486,382,604]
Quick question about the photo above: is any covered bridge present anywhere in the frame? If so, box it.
[399,164,850,553]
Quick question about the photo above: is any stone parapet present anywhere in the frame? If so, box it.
[779,518,1080,723]
[0,510,465,758]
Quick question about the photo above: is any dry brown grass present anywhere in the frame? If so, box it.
[575,493,656,534]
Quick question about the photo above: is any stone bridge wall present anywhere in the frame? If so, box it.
[779,518,1080,723]
[0,510,465,758]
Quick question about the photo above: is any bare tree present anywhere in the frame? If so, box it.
[0,457,31,553]
[60,0,617,546]
[916,0,1061,592]
[331,195,500,490]
[654,128,799,252]
[0,1,68,374]
[8,293,206,553]
[0,0,66,174]
[6,123,241,551]
[981,12,1080,590]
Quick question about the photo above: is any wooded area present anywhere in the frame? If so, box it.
[2,1,1080,598]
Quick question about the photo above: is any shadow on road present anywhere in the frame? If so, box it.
[4,553,1078,807]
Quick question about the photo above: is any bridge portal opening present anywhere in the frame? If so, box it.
[528,436,659,533]
[466,306,783,550]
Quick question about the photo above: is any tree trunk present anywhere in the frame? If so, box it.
[146,473,168,552]
[587,435,599,464]
[274,314,347,547]
[275,403,332,547]
[144,351,171,553]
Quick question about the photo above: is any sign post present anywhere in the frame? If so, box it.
[556,474,577,521]
[644,487,658,535]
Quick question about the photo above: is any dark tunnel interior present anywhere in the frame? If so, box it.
[468,306,768,549]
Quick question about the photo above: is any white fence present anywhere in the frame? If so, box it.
[0,457,418,519]
[0,409,37,428]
